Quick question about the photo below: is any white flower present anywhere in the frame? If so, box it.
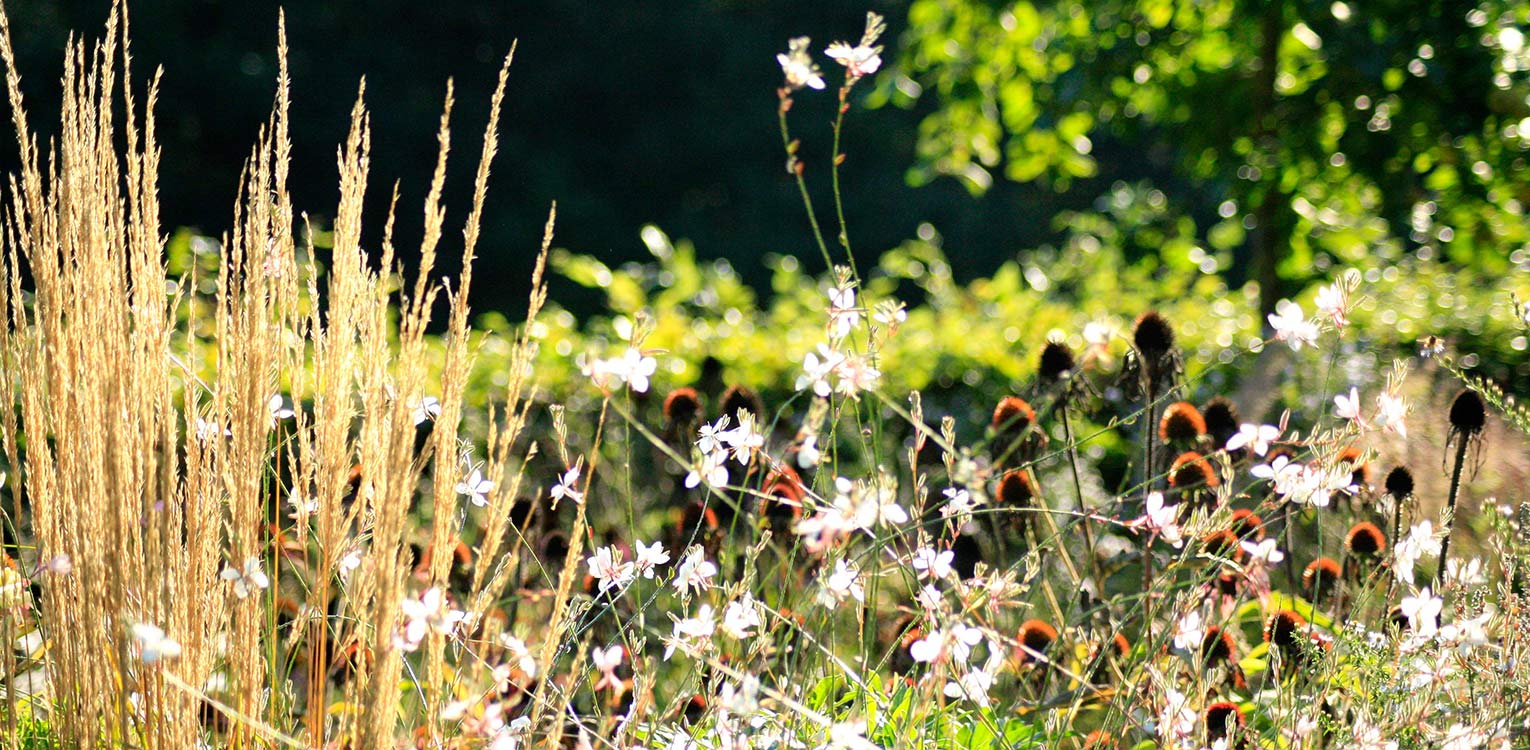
[499,634,537,677]
[1268,300,1320,350]
[398,587,466,651]
[827,285,860,339]
[1375,393,1409,439]
[828,721,878,750]
[220,557,271,599]
[1400,588,1443,637]
[1139,491,1183,548]
[633,540,670,579]
[912,547,955,581]
[586,546,634,593]
[721,420,765,466]
[697,416,730,455]
[456,467,494,507]
[1226,423,1280,456]
[948,623,985,664]
[1241,538,1286,566]
[943,668,995,707]
[1395,520,1443,584]
[796,344,843,398]
[1441,724,1487,750]
[195,417,231,442]
[916,583,944,614]
[684,449,730,490]
[550,463,584,505]
[40,554,72,576]
[941,486,981,523]
[852,482,908,530]
[1334,386,1363,422]
[1172,610,1205,652]
[1314,283,1350,327]
[823,558,864,604]
[722,594,762,639]
[268,394,296,424]
[664,604,717,660]
[1157,688,1198,747]
[909,629,949,664]
[834,355,882,397]
[672,547,718,597]
[796,434,822,469]
[591,644,625,693]
[1352,715,1398,750]
[130,623,182,664]
[1251,454,1302,494]
[825,42,883,79]
[411,396,442,425]
[621,348,658,393]
[1444,557,1486,587]
[777,37,826,91]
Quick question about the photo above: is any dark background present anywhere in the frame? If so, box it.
[0,0,1096,316]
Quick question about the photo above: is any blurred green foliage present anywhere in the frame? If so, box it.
[885,0,1530,311]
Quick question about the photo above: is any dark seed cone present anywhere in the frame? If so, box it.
[1201,396,1241,449]
[662,388,704,436]
[1302,557,1342,603]
[1159,402,1207,444]
[949,532,984,580]
[1205,702,1246,745]
[1448,389,1487,434]
[1015,619,1058,666]
[720,384,765,424]
[1229,509,1265,542]
[1384,466,1415,499]
[990,396,1045,466]
[1133,311,1176,360]
[1037,340,1076,383]
[1345,522,1386,558]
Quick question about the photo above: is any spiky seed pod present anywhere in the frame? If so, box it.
[663,387,703,429]
[992,396,1036,433]
[1336,445,1371,489]
[1302,557,1342,601]
[947,533,984,580]
[1037,340,1076,382]
[1346,522,1387,557]
[1016,619,1058,665]
[1449,389,1488,435]
[1229,509,1265,541]
[1264,609,1307,651]
[719,384,764,423]
[1201,626,1237,664]
[1133,311,1176,360]
[1201,396,1241,448]
[1205,702,1246,744]
[1168,451,1219,489]
[1384,466,1415,499]
[1201,529,1242,561]
[997,469,1038,507]
[1159,402,1207,444]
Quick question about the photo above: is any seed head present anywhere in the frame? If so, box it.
[1159,402,1207,444]
[991,396,1036,434]
[720,384,764,423]
[1168,451,1219,489]
[1346,521,1386,557]
[1201,397,1241,447]
[1132,311,1176,359]
[1016,619,1058,664]
[1037,340,1076,382]
[1384,466,1415,499]
[1229,509,1265,541]
[1205,702,1245,742]
[1201,626,1237,664]
[1448,389,1487,434]
[663,387,703,427]
[997,469,1038,507]
[1264,609,1307,651]
[1302,557,1342,599]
